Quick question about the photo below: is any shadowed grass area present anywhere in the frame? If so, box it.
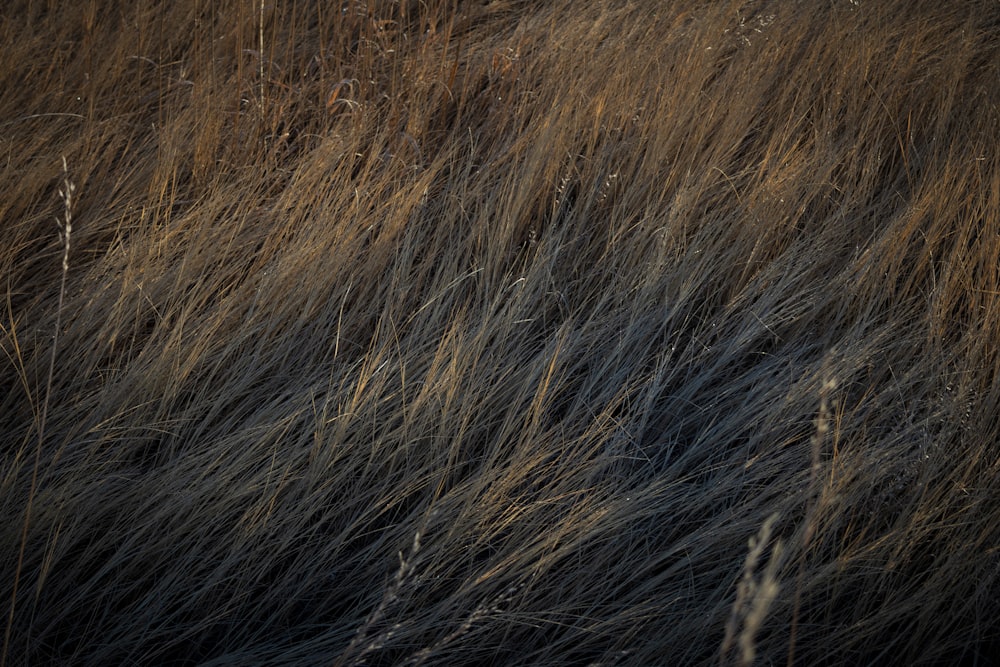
[2,0,999,664]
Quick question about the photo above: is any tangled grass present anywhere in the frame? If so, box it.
[3,0,1000,664]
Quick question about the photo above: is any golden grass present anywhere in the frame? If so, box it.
[2,0,1000,664]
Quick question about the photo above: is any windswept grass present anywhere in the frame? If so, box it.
[2,0,999,664]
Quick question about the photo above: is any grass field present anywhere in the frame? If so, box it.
[3,0,1000,664]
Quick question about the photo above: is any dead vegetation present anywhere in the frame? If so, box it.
[2,0,1000,664]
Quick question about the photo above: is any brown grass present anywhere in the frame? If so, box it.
[2,0,1000,664]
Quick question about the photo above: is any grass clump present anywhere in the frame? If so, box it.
[2,0,1000,664]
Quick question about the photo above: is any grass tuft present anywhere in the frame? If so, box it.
[3,1,1000,664]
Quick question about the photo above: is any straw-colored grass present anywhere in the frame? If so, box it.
[3,0,999,664]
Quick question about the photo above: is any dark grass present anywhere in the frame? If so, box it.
[3,0,1000,664]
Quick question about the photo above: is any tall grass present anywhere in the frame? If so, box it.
[2,0,999,664]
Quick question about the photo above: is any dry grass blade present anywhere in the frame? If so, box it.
[3,157,73,667]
